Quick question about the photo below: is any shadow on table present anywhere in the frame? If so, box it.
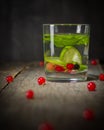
[87,74,98,81]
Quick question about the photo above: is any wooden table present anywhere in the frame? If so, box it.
[0,61,104,130]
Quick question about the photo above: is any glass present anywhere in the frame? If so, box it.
[43,24,90,81]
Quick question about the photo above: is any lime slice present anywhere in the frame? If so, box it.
[60,46,82,64]
[44,57,65,66]
[79,64,88,71]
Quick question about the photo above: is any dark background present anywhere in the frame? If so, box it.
[0,0,103,62]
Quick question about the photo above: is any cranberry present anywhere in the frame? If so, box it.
[55,65,65,72]
[38,77,46,85]
[6,75,14,83]
[66,63,74,70]
[83,109,94,120]
[26,90,34,99]
[91,59,97,65]
[38,122,54,130]
[87,82,96,91]
[99,73,104,81]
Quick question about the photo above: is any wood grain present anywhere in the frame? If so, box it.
[0,62,104,130]
[0,62,28,92]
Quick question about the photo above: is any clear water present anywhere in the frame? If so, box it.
[43,33,89,81]
[45,69,88,82]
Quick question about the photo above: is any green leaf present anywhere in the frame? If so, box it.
[43,34,89,47]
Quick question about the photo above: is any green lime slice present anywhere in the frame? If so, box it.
[44,57,65,66]
[79,64,88,71]
[60,46,82,65]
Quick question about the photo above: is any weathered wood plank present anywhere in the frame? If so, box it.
[0,62,29,92]
[0,62,104,130]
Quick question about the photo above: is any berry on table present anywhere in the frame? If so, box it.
[26,90,34,99]
[66,63,74,70]
[38,122,54,130]
[39,61,44,66]
[87,82,96,91]
[6,75,14,83]
[83,109,95,120]
[38,77,46,85]
[99,73,104,81]
[91,59,97,65]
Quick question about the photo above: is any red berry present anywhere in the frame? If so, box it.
[38,122,54,130]
[39,61,44,66]
[6,75,14,83]
[83,109,94,120]
[66,63,74,70]
[87,82,96,91]
[26,90,34,99]
[55,65,65,72]
[99,73,104,81]
[38,77,46,85]
[91,59,97,65]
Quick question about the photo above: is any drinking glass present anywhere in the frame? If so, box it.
[43,24,90,81]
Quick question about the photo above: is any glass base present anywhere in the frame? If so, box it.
[45,71,88,82]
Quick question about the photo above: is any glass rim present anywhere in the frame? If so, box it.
[43,23,90,26]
